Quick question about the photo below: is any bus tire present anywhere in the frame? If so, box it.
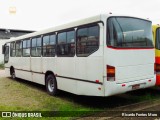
[11,69,16,79]
[46,74,58,96]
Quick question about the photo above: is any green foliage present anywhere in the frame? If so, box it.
[0,77,160,119]
[0,63,4,69]
[0,77,97,120]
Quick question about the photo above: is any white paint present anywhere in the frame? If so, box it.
[4,14,156,96]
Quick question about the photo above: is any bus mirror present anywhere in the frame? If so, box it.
[2,45,5,54]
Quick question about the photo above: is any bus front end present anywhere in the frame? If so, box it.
[104,17,156,96]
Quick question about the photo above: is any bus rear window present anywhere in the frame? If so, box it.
[107,17,153,48]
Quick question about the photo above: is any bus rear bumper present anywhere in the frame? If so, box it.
[104,76,156,96]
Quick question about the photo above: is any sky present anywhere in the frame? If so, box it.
[0,0,160,31]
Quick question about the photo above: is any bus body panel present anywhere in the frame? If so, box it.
[31,57,42,73]
[56,57,76,78]
[3,14,156,96]
[104,76,155,96]
[57,77,77,94]
[76,81,104,96]
[42,57,57,74]
[152,25,160,85]
[20,57,32,82]
[103,48,155,96]
[106,48,154,83]
[155,54,160,85]
[75,57,103,83]
[21,57,31,72]
[15,70,32,82]
[156,74,160,85]
[42,55,104,96]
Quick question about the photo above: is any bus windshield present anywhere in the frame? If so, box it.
[107,17,153,48]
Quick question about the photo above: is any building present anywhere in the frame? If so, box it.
[0,29,34,63]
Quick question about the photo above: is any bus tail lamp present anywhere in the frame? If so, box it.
[107,65,115,81]
[122,84,126,87]
[154,63,160,73]
[95,80,100,83]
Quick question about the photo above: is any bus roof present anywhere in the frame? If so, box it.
[7,14,151,43]
[153,24,160,29]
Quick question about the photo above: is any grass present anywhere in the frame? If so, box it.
[1,77,160,119]
[0,77,98,119]
[0,63,4,69]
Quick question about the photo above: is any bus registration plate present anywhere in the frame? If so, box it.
[132,84,140,90]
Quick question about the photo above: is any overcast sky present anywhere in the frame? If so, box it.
[0,0,160,31]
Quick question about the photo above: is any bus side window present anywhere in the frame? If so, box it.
[76,25,99,57]
[15,41,22,57]
[4,46,9,63]
[31,37,41,57]
[67,31,75,56]
[57,30,75,57]
[23,39,30,57]
[10,42,16,57]
[43,34,56,57]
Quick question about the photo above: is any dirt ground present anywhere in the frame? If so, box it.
[109,104,160,120]
[78,104,160,120]
[0,70,6,77]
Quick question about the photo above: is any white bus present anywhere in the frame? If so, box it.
[2,14,156,96]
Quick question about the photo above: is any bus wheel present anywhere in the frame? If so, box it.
[46,74,58,96]
[11,69,16,79]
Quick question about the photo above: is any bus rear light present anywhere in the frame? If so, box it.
[95,80,100,83]
[107,65,115,81]
[122,84,126,87]
[154,63,160,73]
[148,80,151,82]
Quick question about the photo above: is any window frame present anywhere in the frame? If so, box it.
[15,40,22,57]
[42,33,56,57]
[57,29,75,57]
[31,36,42,57]
[10,42,16,57]
[106,16,154,48]
[22,39,31,57]
[76,23,100,57]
